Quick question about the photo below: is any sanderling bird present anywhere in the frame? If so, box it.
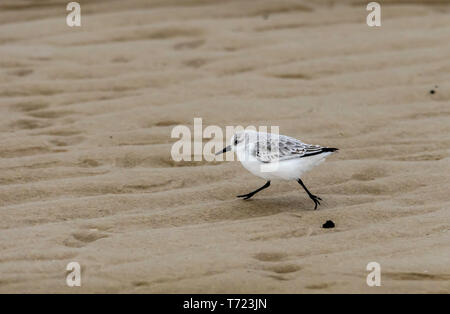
[216,130,338,210]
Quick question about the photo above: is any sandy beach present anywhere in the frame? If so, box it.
[0,0,449,293]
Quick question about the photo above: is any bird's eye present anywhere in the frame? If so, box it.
[234,138,238,145]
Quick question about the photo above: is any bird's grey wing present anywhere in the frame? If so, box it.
[254,134,323,163]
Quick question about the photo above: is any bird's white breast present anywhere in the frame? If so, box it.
[236,144,332,181]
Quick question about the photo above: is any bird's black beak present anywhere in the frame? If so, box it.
[215,145,231,155]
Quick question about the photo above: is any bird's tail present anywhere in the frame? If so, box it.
[322,147,338,153]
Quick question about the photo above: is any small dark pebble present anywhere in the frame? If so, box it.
[322,220,335,229]
[429,90,435,94]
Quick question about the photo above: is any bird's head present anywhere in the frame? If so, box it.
[215,131,252,155]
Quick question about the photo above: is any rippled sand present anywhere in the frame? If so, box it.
[0,0,449,293]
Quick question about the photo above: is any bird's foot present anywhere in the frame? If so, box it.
[237,193,254,200]
[309,194,322,210]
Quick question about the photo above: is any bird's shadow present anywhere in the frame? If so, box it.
[231,195,318,215]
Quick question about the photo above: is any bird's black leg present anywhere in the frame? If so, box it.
[237,181,271,200]
[297,178,322,210]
